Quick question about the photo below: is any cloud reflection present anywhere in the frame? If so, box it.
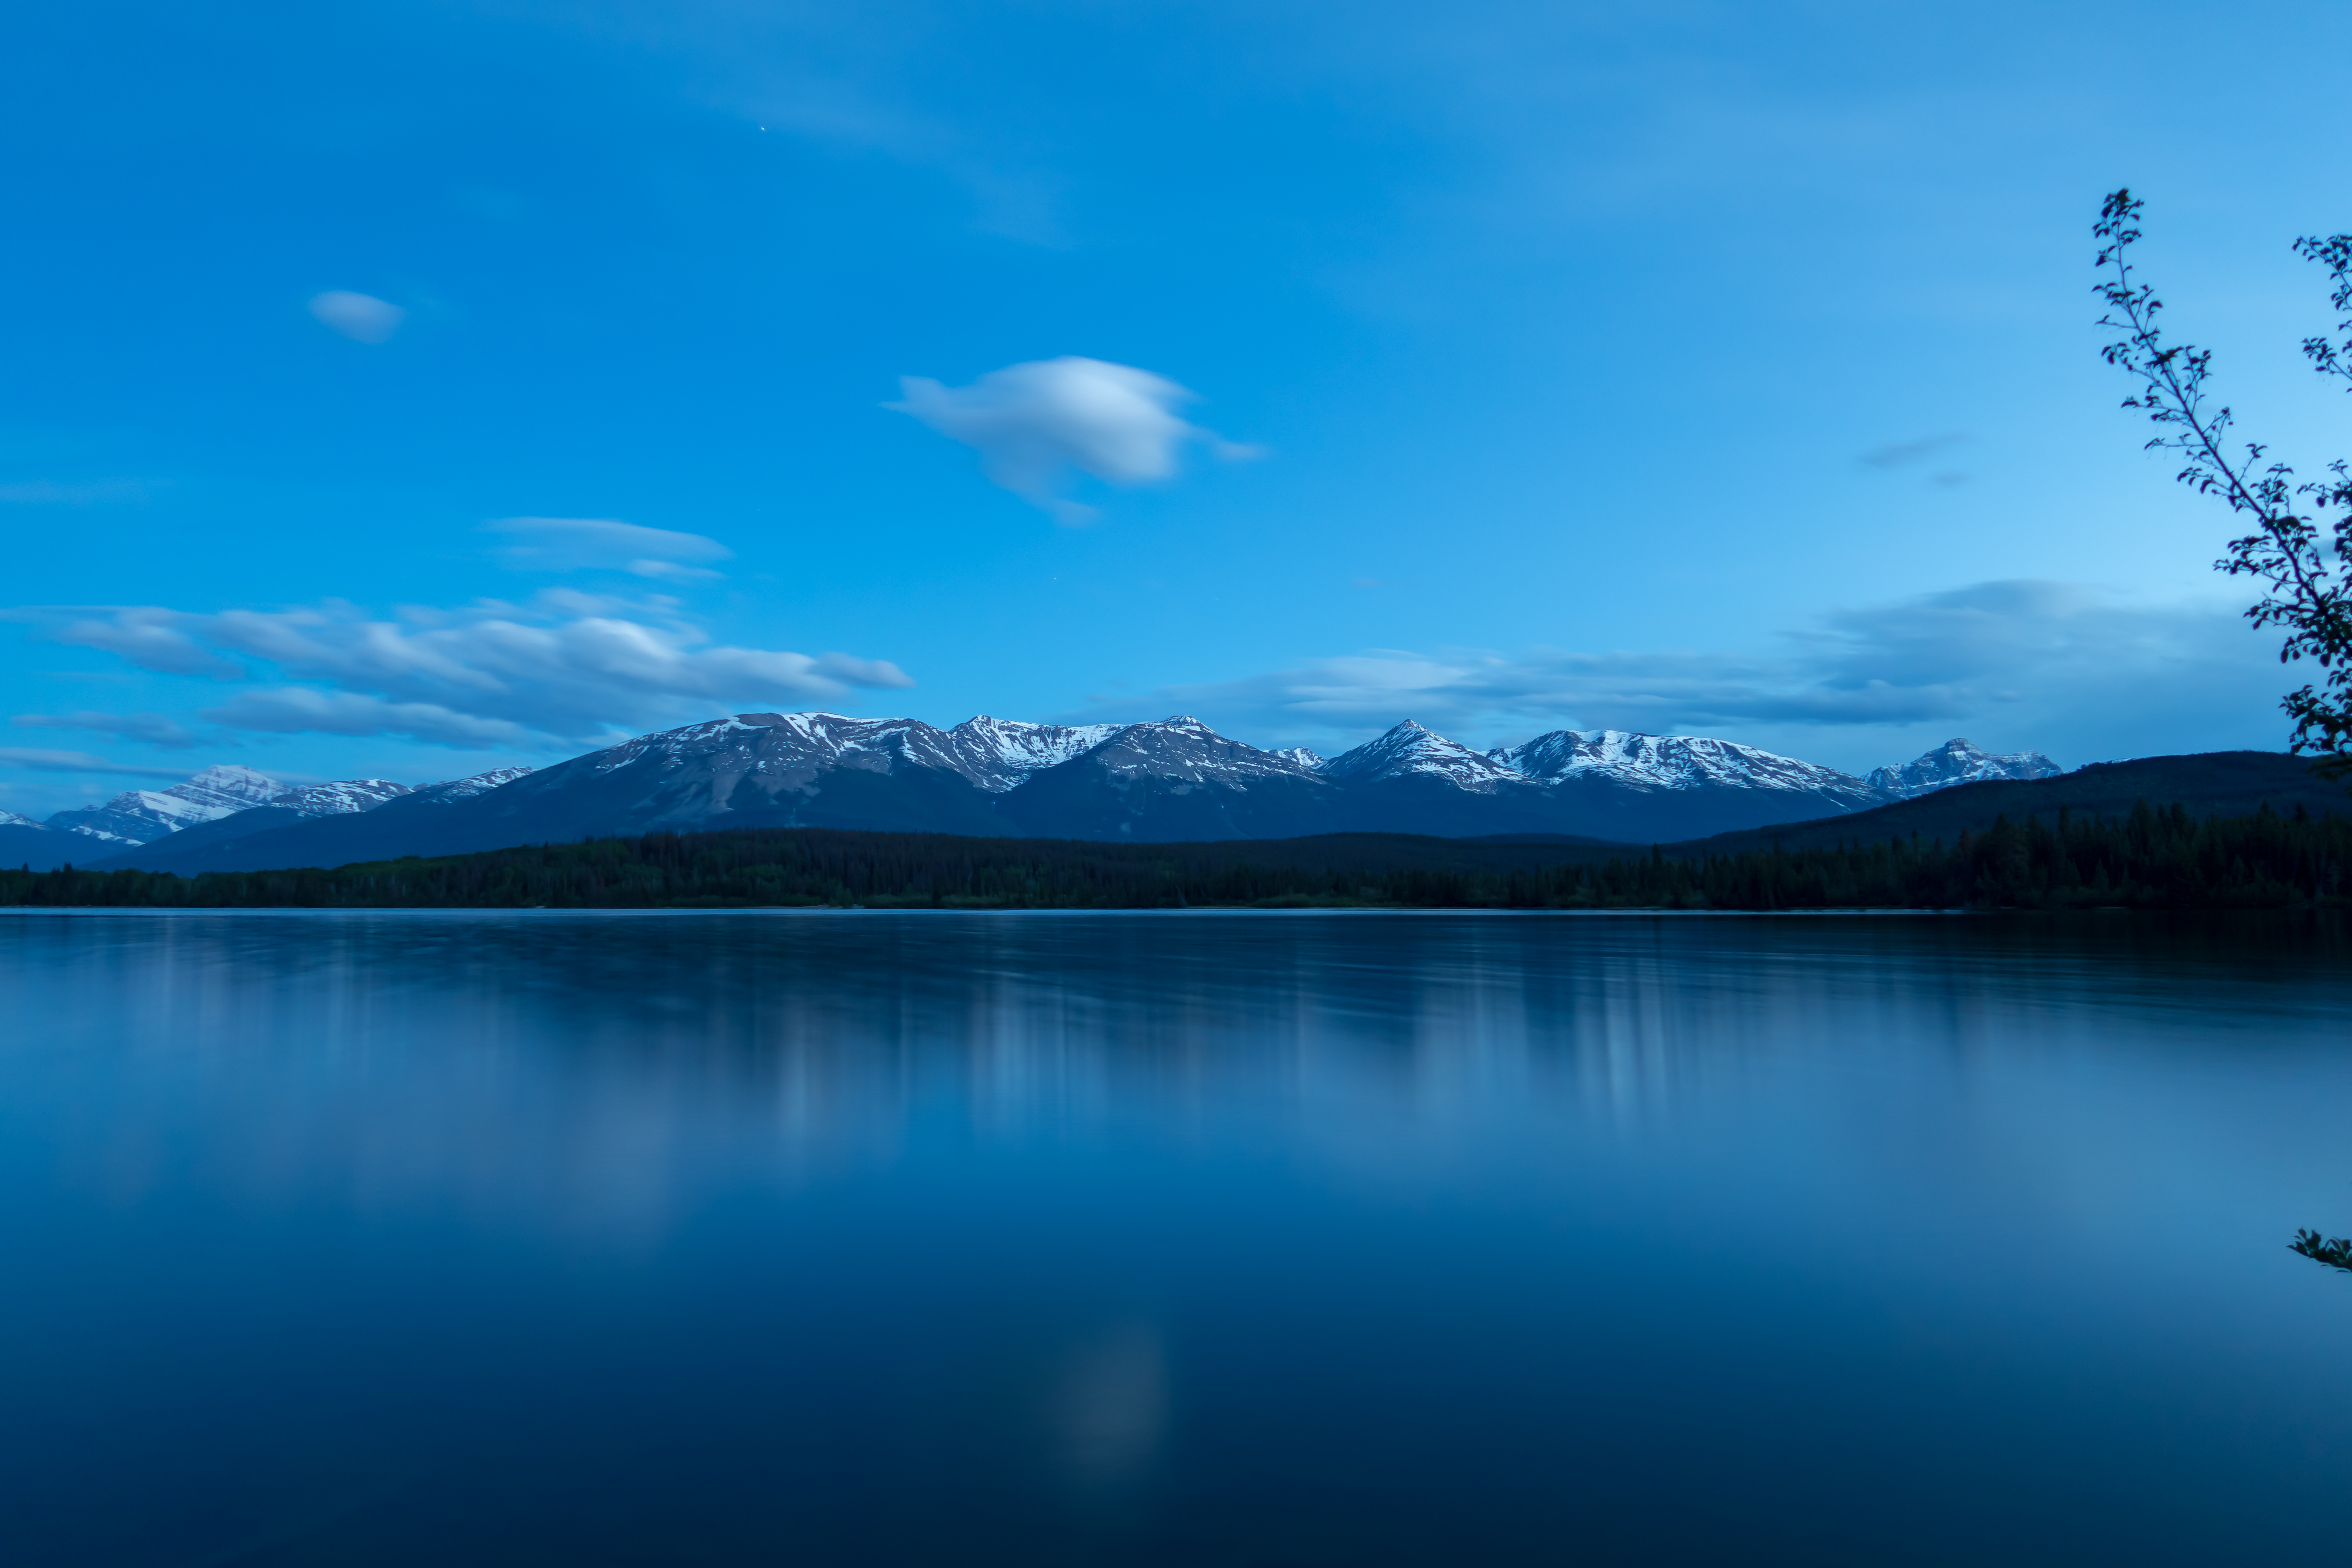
[1048,1323,1167,1485]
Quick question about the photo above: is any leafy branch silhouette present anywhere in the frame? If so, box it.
[2095,190,2352,779]
[2290,1228,2352,1274]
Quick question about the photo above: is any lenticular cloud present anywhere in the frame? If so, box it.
[484,517,734,581]
[889,356,1255,523]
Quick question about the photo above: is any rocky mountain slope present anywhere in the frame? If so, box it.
[54,714,2084,874]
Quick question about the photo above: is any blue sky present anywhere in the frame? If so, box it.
[3,0,2348,813]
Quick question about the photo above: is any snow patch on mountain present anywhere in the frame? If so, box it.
[415,766,535,803]
[1868,739,2062,801]
[0,810,40,830]
[945,716,1125,791]
[588,715,788,777]
[279,779,411,817]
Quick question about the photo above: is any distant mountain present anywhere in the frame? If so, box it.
[1867,738,2061,801]
[1476,727,1888,842]
[993,715,1348,840]
[1332,721,1527,790]
[1293,721,1557,837]
[57,713,2095,874]
[0,766,425,872]
[91,768,528,874]
[87,777,411,870]
[1496,728,1883,800]
[45,764,289,846]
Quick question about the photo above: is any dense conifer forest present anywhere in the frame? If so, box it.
[1,799,2345,911]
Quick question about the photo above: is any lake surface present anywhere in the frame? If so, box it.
[1,911,2349,1565]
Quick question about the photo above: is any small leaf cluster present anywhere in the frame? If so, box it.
[2290,1229,2352,1275]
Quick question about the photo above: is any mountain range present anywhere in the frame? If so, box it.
[0,713,2065,874]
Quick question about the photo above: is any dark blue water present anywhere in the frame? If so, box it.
[2,911,2349,1565]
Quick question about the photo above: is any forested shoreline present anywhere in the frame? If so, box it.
[0,798,2344,911]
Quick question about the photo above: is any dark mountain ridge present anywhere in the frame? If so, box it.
[1666,751,2340,857]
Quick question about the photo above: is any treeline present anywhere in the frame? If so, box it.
[0,799,2345,911]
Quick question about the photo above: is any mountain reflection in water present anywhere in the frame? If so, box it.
[0,910,2347,1566]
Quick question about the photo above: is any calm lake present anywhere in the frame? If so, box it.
[2,910,2349,1565]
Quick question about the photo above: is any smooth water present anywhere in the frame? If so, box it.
[2,911,2349,1566]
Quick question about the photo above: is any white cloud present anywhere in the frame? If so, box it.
[308,290,405,344]
[25,595,915,750]
[889,356,1258,523]
[485,517,734,580]
[1102,581,2292,769]
[14,711,200,749]
[0,747,189,780]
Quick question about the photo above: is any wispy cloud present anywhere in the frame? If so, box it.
[485,517,734,581]
[43,608,246,677]
[520,5,1073,244]
[0,747,190,780]
[18,594,914,750]
[200,689,540,749]
[14,711,200,748]
[890,357,1260,524]
[1860,433,1967,469]
[0,479,156,506]
[308,290,405,344]
[1096,581,2286,766]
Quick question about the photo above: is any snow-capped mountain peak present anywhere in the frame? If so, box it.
[1079,716,1323,787]
[1490,729,1880,803]
[49,764,293,845]
[175,765,289,812]
[1867,739,2062,801]
[0,810,38,829]
[1324,720,1530,791]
